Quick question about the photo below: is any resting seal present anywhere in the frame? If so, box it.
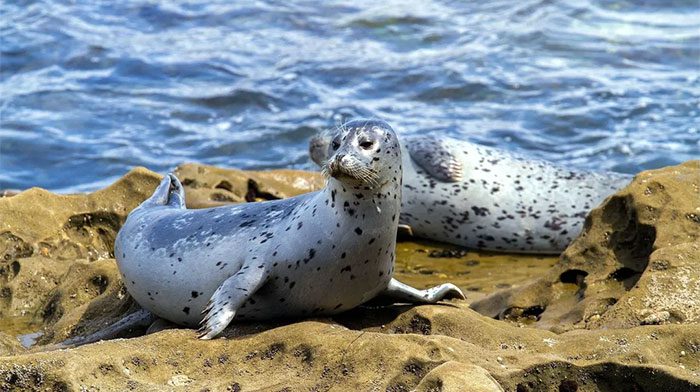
[114,120,463,340]
[310,129,631,254]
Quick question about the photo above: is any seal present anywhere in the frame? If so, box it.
[310,129,631,254]
[114,120,464,340]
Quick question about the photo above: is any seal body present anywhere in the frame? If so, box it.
[115,120,463,339]
[116,188,394,325]
[310,132,630,253]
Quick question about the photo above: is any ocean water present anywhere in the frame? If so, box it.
[1,0,698,192]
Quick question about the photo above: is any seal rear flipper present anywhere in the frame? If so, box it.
[165,173,186,208]
[198,265,268,340]
[378,278,465,304]
[405,136,463,182]
[137,173,186,209]
[55,309,158,349]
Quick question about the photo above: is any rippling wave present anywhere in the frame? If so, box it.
[1,0,698,192]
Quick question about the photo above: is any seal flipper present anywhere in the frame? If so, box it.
[138,173,186,209]
[198,265,268,340]
[405,136,463,182]
[165,173,185,208]
[139,174,173,207]
[379,278,465,303]
[55,309,158,349]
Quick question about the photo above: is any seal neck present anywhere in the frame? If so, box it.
[324,177,401,217]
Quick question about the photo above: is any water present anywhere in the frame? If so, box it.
[1,0,698,193]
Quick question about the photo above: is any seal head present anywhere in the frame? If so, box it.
[324,120,399,189]
[309,127,334,167]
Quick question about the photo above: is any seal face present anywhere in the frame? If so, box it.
[309,130,631,254]
[115,119,463,339]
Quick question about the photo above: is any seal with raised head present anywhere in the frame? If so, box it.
[115,119,464,340]
[310,129,631,254]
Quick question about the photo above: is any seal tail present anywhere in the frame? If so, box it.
[140,173,186,209]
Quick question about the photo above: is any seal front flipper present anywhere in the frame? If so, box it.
[405,136,463,182]
[198,265,268,340]
[380,278,465,304]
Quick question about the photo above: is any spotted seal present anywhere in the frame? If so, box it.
[114,120,464,340]
[310,129,631,254]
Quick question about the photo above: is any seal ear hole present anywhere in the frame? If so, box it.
[359,140,374,150]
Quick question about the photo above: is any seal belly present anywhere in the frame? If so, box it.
[115,207,249,325]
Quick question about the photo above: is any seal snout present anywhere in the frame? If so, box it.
[327,153,349,179]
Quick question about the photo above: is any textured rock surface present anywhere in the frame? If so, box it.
[173,162,324,207]
[1,309,698,391]
[0,162,698,391]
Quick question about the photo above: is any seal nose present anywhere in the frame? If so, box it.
[328,153,346,177]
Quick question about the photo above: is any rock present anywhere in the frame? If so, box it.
[0,332,23,356]
[2,309,699,390]
[0,167,161,265]
[471,161,700,331]
[0,162,698,390]
[415,362,504,392]
[173,163,324,208]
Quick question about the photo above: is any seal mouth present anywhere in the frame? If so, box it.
[323,156,380,187]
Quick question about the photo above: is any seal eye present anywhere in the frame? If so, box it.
[331,140,340,151]
[359,140,374,150]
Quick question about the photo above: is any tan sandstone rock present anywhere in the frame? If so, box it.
[0,162,698,391]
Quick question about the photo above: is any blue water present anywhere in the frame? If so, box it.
[1,0,699,192]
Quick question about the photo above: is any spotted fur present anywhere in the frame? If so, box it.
[115,120,464,340]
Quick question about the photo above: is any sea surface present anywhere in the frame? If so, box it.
[1,0,699,192]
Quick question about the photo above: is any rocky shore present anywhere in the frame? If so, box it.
[0,161,698,391]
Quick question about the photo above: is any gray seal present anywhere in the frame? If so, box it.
[114,120,464,340]
[310,129,631,254]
